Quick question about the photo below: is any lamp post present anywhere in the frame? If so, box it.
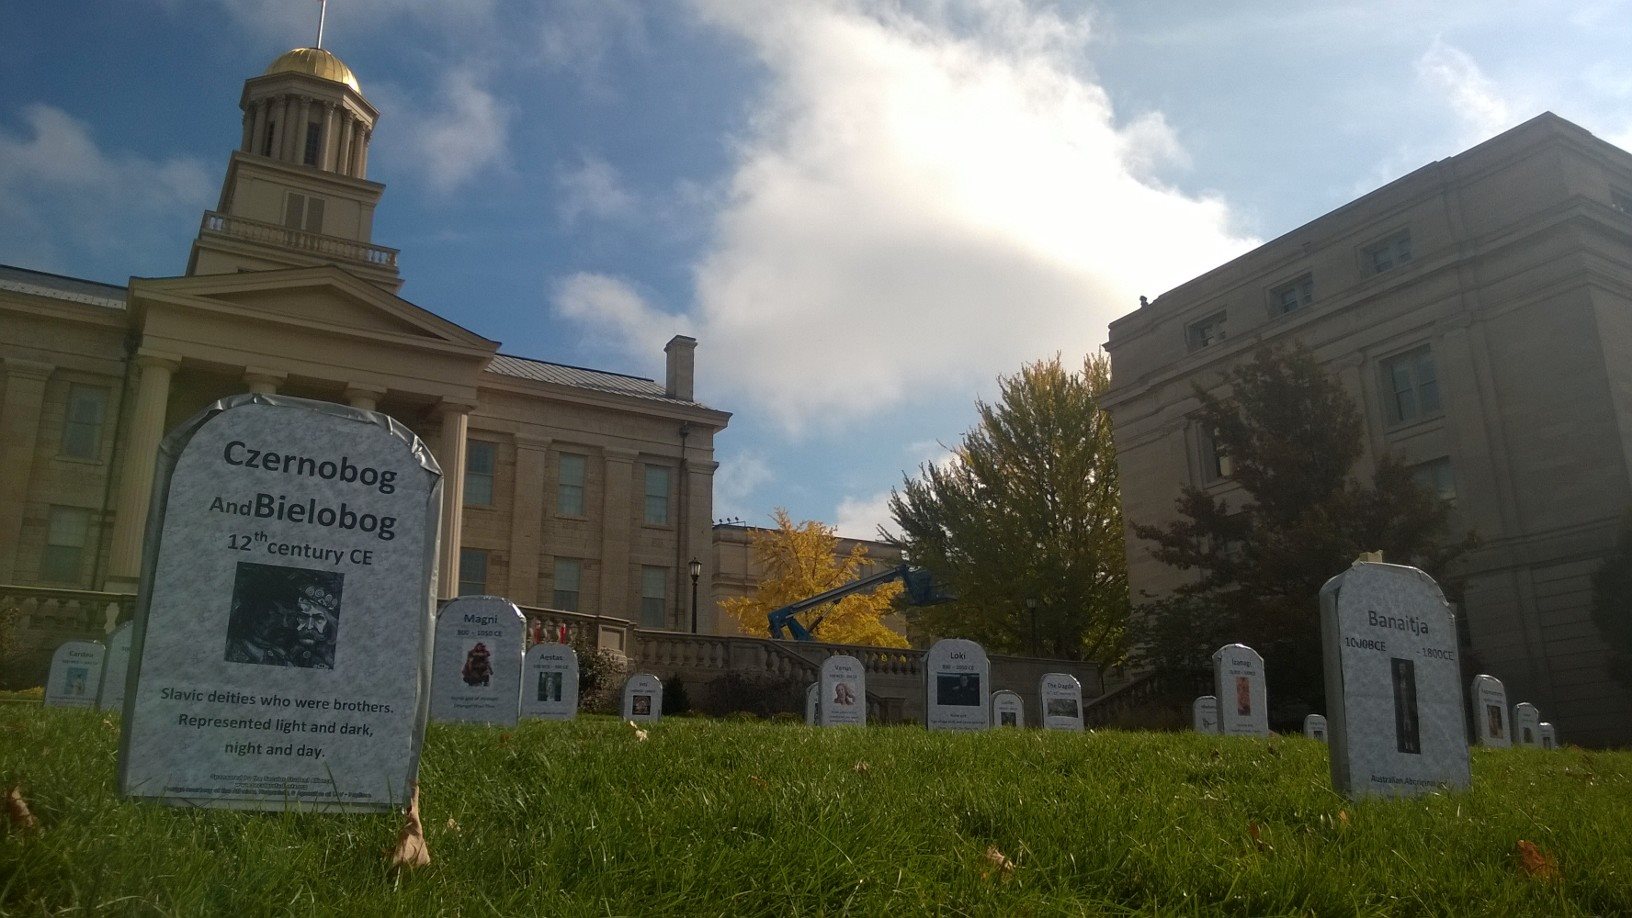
[688,558,702,634]
[1026,597,1038,656]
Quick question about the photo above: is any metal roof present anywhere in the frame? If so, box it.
[484,352,706,408]
[0,264,127,309]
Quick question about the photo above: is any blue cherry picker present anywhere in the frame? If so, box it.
[766,564,952,641]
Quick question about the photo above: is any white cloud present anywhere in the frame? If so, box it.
[551,273,689,354]
[714,452,775,520]
[1416,39,1515,141]
[390,70,510,194]
[835,489,898,542]
[556,155,638,227]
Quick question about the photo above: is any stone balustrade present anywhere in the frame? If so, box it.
[0,585,131,686]
[199,212,399,267]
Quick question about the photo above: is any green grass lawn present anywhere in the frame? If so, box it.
[2,706,1629,916]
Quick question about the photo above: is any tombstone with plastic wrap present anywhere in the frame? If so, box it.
[1319,561,1470,798]
[924,639,989,731]
[1212,644,1269,737]
[520,642,578,720]
[991,690,1024,728]
[623,673,662,722]
[117,394,441,811]
[1470,674,1510,748]
[819,655,866,727]
[1513,702,1541,747]
[45,640,104,708]
[97,621,133,712]
[430,596,524,725]
[805,683,820,726]
[1192,695,1218,733]
[1039,673,1084,731]
[1539,722,1557,749]
[1304,714,1327,742]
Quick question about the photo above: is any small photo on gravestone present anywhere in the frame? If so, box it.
[223,562,343,670]
[66,667,90,697]
[1046,697,1078,718]
[1234,676,1252,716]
[937,673,982,706]
[1001,711,1017,727]
[537,671,563,702]
[461,642,493,687]
[633,694,652,716]
[1487,704,1505,740]
[1391,657,1421,755]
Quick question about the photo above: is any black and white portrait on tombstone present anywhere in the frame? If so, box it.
[223,561,343,669]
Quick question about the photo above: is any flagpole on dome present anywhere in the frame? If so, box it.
[316,0,328,50]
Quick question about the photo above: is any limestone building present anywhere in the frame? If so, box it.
[1103,113,1632,746]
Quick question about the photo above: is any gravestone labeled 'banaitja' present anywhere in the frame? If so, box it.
[118,395,441,811]
[991,690,1024,728]
[924,639,989,731]
[1039,673,1084,732]
[1539,722,1556,749]
[819,655,865,727]
[520,642,578,721]
[45,640,104,708]
[1304,714,1327,742]
[98,621,133,712]
[623,673,662,722]
[1513,702,1541,747]
[430,596,525,726]
[1319,561,1470,798]
[1470,674,1510,748]
[1212,644,1268,737]
[805,683,820,726]
[1192,696,1218,733]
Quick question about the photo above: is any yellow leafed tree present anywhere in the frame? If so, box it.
[720,509,908,648]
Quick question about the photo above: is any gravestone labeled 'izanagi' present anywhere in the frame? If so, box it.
[118,395,441,811]
[45,640,104,708]
[924,639,989,731]
[1212,644,1268,737]
[819,655,866,727]
[1539,722,1557,749]
[1304,714,1328,742]
[1512,702,1541,747]
[1192,695,1218,733]
[1470,674,1510,748]
[430,596,525,726]
[623,673,662,722]
[1039,673,1084,732]
[805,683,820,726]
[98,621,133,712]
[991,690,1024,728]
[1319,561,1470,798]
[520,642,579,721]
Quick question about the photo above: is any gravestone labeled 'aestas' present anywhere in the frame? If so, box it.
[1319,561,1470,798]
[1192,695,1218,733]
[519,642,578,720]
[805,683,820,726]
[98,621,133,712]
[1513,702,1541,747]
[1304,714,1328,742]
[1470,674,1510,748]
[118,395,441,811]
[623,673,662,722]
[1539,722,1557,750]
[1212,644,1268,736]
[924,639,989,731]
[1039,673,1084,731]
[819,655,866,727]
[45,640,104,708]
[991,690,1024,728]
[430,596,525,726]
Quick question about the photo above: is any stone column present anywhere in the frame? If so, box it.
[1334,354,1374,480]
[320,103,339,171]
[434,403,471,599]
[240,108,253,152]
[343,384,386,412]
[687,459,720,634]
[0,360,55,582]
[508,437,550,602]
[279,97,297,161]
[338,116,355,178]
[250,100,268,156]
[268,100,287,163]
[106,353,180,591]
[242,368,284,396]
[599,449,637,622]
[355,129,370,178]
[295,97,312,162]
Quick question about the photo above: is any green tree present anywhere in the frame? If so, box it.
[888,353,1127,661]
[1590,512,1632,692]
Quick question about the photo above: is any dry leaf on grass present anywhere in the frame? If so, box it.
[981,845,1017,881]
[5,785,38,831]
[445,816,460,834]
[749,775,770,790]
[1337,810,1351,828]
[1248,822,1272,852]
[388,782,431,870]
[851,761,871,775]
[626,721,649,742]
[1516,840,1560,881]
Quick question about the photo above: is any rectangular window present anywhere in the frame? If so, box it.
[61,384,109,460]
[1366,230,1413,274]
[458,548,489,596]
[302,121,323,166]
[464,440,496,507]
[1200,428,1233,484]
[282,192,325,234]
[1411,457,1457,503]
[1186,312,1227,352]
[1380,345,1441,425]
[1270,274,1314,316]
[553,558,581,612]
[640,566,668,628]
[558,453,586,517]
[643,464,671,525]
[41,507,91,583]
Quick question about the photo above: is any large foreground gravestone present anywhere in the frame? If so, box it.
[98,622,133,712]
[1304,714,1328,742]
[118,395,441,811]
[520,642,579,720]
[991,690,1024,728]
[1470,674,1510,748]
[1212,644,1268,737]
[819,655,865,727]
[431,596,525,726]
[1513,702,1541,747]
[1039,673,1084,732]
[805,683,820,726]
[623,673,662,722]
[45,640,104,708]
[1319,561,1470,798]
[925,639,989,731]
[1192,696,1218,733]
[1540,723,1557,749]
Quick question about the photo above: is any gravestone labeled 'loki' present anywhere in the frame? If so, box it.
[1319,561,1470,798]
[1304,714,1328,742]
[991,690,1024,728]
[1039,673,1085,731]
[1539,722,1557,749]
[1212,644,1268,736]
[924,639,990,731]
[118,395,441,811]
[1470,674,1510,748]
[45,640,104,708]
[430,596,525,726]
[805,683,820,726]
[98,621,133,712]
[1192,696,1218,733]
[520,642,579,720]
[819,655,866,727]
[1513,702,1541,747]
[623,673,662,722]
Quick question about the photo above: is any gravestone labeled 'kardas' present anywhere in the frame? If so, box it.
[118,395,441,811]
[805,683,820,726]
[431,596,525,726]
[1192,696,1218,733]
[1039,673,1084,732]
[1319,561,1470,798]
[819,655,866,727]
[98,621,133,712]
[1470,674,1510,748]
[1212,644,1268,736]
[623,673,662,722]
[924,639,989,731]
[1539,722,1556,750]
[1512,702,1541,747]
[520,642,578,720]
[1304,714,1328,742]
[45,640,104,708]
[991,690,1024,728]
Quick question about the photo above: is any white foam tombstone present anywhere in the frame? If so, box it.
[97,621,133,712]
[805,683,820,726]
[520,642,579,720]
[1470,674,1510,748]
[623,673,662,722]
[991,690,1024,728]
[1039,673,1085,731]
[118,395,441,811]
[924,638,990,731]
[1192,696,1218,733]
[1304,714,1328,742]
[1539,722,1557,750]
[819,655,866,727]
[1513,702,1541,747]
[1319,561,1470,798]
[45,640,104,708]
[431,596,525,726]
[1212,644,1269,736]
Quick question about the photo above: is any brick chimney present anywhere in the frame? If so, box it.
[665,335,697,401]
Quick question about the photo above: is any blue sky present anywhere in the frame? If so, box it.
[6,1,1632,539]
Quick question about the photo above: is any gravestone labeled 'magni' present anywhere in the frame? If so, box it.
[623,673,662,722]
[1192,695,1218,733]
[805,683,820,726]
[520,642,578,720]
[45,640,104,709]
[98,621,133,712]
[1512,702,1541,747]
[1039,673,1084,732]
[1304,714,1328,742]
[819,655,865,727]
[991,690,1024,728]
[430,596,525,726]
[1212,644,1268,737]
[118,395,441,811]
[1470,674,1510,748]
[1319,561,1470,798]
[1539,722,1556,749]
[924,639,989,731]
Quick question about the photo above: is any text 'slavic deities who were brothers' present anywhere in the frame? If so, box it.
[118,395,442,812]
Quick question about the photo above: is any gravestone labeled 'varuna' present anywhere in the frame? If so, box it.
[1212,644,1268,737]
[1319,561,1470,798]
[1304,714,1328,742]
[1039,673,1084,732]
[623,673,662,722]
[924,639,989,731]
[1470,674,1510,748]
[991,690,1024,728]
[1192,696,1218,733]
[98,621,133,712]
[430,596,525,726]
[819,655,865,727]
[118,395,441,811]
[805,683,820,726]
[45,640,104,708]
[1539,722,1556,750]
[1512,702,1541,747]
[520,642,579,720]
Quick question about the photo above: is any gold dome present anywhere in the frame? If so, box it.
[264,48,360,93]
